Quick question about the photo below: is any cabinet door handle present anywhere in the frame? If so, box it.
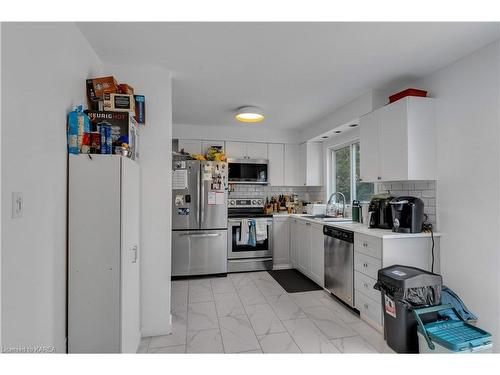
[363,263,368,268]
[377,176,382,180]
[132,245,138,263]
[363,243,368,248]
[363,282,368,289]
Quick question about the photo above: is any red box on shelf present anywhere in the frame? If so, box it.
[389,88,428,103]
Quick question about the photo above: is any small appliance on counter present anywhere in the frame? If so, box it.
[306,203,327,216]
[368,193,395,229]
[351,200,361,222]
[390,196,425,233]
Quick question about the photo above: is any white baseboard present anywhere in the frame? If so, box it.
[272,264,292,270]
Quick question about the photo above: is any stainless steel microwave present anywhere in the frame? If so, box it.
[228,159,268,184]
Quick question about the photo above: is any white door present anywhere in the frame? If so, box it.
[298,222,311,274]
[272,217,290,267]
[268,143,284,186]
[359,111,381,182]
[178,139,202,155]
[225,141,246,159]
[245,142,268,159]
[310,224,324,287]
[378,99,409,181]
[201,140,225,155]
[284,144,301,186]
[120,158,141,353]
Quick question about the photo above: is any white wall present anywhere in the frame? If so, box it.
[1,23,103,352]
[105,64,173,337]
[410,41,500,348]
[173,123,300,144]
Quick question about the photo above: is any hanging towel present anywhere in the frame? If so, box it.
[239,219,250,245]
[248,219,257,247]
[255,219,268,242]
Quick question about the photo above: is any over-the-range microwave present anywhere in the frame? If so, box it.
[228,158,268,184]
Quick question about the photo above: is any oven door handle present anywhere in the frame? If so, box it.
[228,219,273,224]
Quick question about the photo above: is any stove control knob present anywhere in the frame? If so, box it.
[257,199,263,206]
[252,200,257,205]
[229,200,235,206]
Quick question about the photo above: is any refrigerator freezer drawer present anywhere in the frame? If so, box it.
[172,230,228,276]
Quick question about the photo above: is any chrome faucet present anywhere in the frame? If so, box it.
[326,192,346,218]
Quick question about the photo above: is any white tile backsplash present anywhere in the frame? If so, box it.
[375,180,437,227]
[229,185,325,203]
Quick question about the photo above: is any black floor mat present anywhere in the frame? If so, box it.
[268,269,323,293]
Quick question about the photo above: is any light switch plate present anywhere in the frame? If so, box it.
[12,192,23,219]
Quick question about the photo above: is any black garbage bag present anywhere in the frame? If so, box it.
[374,265,442,308]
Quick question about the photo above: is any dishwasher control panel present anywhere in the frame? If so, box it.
[323,226,354,243]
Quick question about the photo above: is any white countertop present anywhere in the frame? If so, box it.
[273,213,441,239]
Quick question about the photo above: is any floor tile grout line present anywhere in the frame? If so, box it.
[231,273,264,354]
[210,276,226,354]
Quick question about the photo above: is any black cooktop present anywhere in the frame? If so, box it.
[228,208,272,218]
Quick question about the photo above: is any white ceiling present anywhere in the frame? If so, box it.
[77,22,499,131]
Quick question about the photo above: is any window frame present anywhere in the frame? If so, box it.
[329,140,367,202]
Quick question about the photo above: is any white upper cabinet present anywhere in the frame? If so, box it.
[226,141,268,160]
[225,141,246,159]
[284,144,302,186]
[359,97,436,182]
[202,140,225,154]
[178,139,202,155]
[267,143,285,186]
[305,141,323,186]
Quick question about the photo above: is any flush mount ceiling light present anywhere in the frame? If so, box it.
[349,124,358,127]
[334,130,342,134]
[235,106,264,123]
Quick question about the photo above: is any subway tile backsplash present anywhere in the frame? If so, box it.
[229,185,325,203]
[375,180,437,227]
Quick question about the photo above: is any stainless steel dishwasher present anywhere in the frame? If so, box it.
[324,226,355,308]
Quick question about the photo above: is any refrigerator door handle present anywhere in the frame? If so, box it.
[179,233,221,238]
[200,167,205,227]
[196,166,201,227]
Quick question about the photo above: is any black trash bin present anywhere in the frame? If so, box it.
[374,265,442,353]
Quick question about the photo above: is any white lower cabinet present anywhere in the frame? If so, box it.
[289,218,299,267]
[297,221,310,274]
[309,223,324,287]
[289,219,325,287]
[353,232,440,332]
[272,216,290,268]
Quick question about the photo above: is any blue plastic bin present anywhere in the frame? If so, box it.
[414,304,493,353]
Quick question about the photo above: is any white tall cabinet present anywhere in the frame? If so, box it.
[360,97,436,182]
[68,155,140,353]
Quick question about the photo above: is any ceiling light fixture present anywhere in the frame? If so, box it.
[321,136,329,139]
[334,130,342,134]
[235,106,264,123]
[349,124,358,127]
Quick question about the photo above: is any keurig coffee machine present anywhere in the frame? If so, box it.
[390,196,424,233]
[368,194,395,229]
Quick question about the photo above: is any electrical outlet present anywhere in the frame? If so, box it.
[12,192,23,219]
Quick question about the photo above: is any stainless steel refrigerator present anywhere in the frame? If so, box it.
[172,159,228,276]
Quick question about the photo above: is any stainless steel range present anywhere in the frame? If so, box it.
[227,198,273,272]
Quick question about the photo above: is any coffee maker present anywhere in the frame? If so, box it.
[390,196,424,233]
[368,194,395,229]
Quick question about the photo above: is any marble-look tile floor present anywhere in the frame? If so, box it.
[138,271,394,354]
